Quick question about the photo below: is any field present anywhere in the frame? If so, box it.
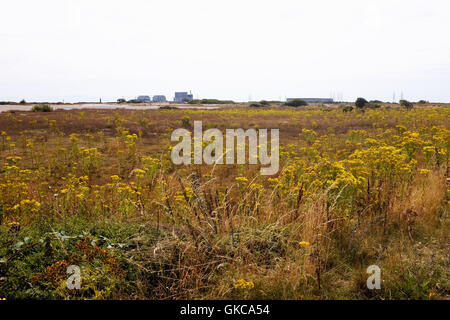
[0,104,449,300]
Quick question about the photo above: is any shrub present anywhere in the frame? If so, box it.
[417,100,429,104]
[181,116,191,127]
[19,99,26,104]
[342,106,354,112]
[285,99,308,107]
[355,97,368,109]
[32,104,53,112]
[159,106,177,110]
[400,99,413,110]
[367,103,381,109]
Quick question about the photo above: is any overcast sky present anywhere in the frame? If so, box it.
[1,0,450,102]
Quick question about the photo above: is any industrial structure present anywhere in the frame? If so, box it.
[287,98,334,103]
[174,91,194,102]
[152,95,167,102]
[136,95,151,103]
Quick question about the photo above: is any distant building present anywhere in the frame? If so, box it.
[287,98,334,103]
[136,96,151,103]
[152,95,167,102]
[174,92,194,102]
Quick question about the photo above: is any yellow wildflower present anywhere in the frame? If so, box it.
[234,279,255,290]
[235,177,249,185]
[299,241,311,248]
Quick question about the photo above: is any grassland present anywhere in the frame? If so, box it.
[0,104,448,299]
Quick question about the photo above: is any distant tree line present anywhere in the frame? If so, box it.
[188,99,235,105]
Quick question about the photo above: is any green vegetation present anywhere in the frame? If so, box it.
[342,105,354,112]
[31,104,53,112]
[285,99,308,107]
[188,99,235,105]
[355,97,368,109]
[400,100,414,110]
[249,101,271,108]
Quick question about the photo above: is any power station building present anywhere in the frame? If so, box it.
[152,95,167,102]
[287,98,334,103]
[136,95,151,103]
[174,92,193,102]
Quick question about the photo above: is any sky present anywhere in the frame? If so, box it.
[1,0,450,103]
